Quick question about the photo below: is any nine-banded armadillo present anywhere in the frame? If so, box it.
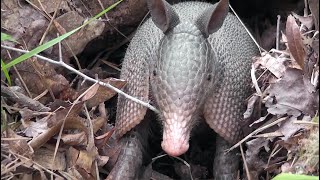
[115,0,258,178]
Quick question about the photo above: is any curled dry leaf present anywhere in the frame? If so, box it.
[253,53,288,78]
[85,78,126,108]
[81,83,100,102]
[61,132,87,146]
[96,155,110,167]
[286,15,306,70]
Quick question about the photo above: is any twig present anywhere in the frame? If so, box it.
[251,64,262,95]
[1,45,159,113]
[6,49,32,98]
[276,15,281,51]
[240,144,251,180]
[1,85,50,112]
[229,4,265,54]
[227,117,288,152]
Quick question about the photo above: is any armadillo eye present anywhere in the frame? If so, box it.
[207,74,212,81]
[153,70,157,76]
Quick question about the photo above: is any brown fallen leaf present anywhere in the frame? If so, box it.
[33,146,66,171]
[28,103,84,150]
[84,78,126,108]
[286,15,306,70]
[266,68,319,117]
[47,102,83,128]
[92,116,107,134]
[4,129,34,158]
[68,153,97,179]
[50,11,105,59]
[81,83,99,102]
[61,132,87,146]
[76,150,94,174]
[12,59,70,104]
[254,52,288,78]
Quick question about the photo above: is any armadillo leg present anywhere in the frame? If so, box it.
[106,119,151,180]
[213,135,239,180]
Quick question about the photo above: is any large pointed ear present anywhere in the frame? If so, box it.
[196,0,229,38]
[147,0,180,33]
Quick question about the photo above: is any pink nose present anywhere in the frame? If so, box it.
[161,139,189,157]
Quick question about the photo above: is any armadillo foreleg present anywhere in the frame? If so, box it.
[213,135,239,180]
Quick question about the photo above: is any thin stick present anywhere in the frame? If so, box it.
[1,45,159,113]
[240,144,251,180]
[227,117,288,152]
[229,4,265,54]
[276,15,281,51]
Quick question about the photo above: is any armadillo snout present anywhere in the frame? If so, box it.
[161,113,192,156]
[161,139,189,157]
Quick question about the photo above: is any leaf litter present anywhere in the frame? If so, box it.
[1,0,319,179]
[241,0,319,178]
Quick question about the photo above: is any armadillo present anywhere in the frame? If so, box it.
[115,0,258,178]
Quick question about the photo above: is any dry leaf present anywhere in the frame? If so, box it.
[81,83,99,102]
[85,78,126,108]
[92,117,107,134]
[5,129,34,158]
[286,15,306,69]
[254,53,288,78]
[76,150,94,173]
[24,116,49,138]
[278,116,308,141]
[61,132,87,146]
[266,68,319,117]
[33,146,66,170]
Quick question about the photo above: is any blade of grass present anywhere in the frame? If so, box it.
[1,32,18,43]
[1,0,123,71]
[1,59,11,85]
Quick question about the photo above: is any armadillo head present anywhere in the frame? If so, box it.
[148,0,229,156]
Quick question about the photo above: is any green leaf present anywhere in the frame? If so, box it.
[1,59,11,86]
[272,173,319,180]
[1,0,123,71]
[1,32,17,43]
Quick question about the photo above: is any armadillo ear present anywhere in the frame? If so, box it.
[196,0,229,38]
[147,0,180,33]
